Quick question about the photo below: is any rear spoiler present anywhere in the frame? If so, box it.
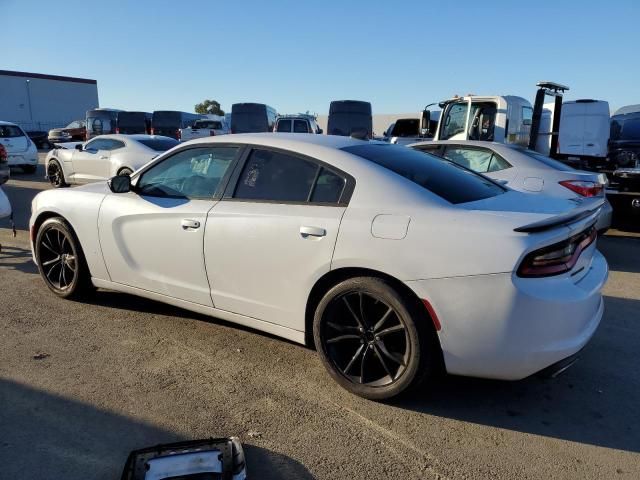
[514,201,602,233]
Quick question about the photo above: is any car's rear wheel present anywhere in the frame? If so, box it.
[47,160,67,187]
[22,165,37,174]
[35,217,91,299]
[313,277,439,400]
[118,167,133,176]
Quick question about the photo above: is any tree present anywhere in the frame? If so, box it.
[195,99,225,116]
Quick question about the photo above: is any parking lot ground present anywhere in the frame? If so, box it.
[1,158,639,479]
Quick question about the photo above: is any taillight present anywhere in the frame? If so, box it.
[517,226,597,277]
[210,129,215,136]
[115,127,120,134]
[176,129,181,140]
[150,127,155,135]
[559,180,603,197]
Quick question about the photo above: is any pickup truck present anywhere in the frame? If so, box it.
[180,117,229,141]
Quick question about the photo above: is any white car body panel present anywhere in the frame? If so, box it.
[205,201,345,330]
[30,134,608,381]
[98,193,215,306]
[0,186,11,218]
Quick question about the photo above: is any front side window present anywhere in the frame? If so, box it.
[276,119,292,132]
[109,140,126,150]
[84,138,110,152]
[67,121,80,129]
[440,103,468,140]
[294,120,309,133]
[234,149,318,202]
[343,144,505,204]
[443,147,511,173]
[137,147,238,199]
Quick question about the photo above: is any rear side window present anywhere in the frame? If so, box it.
[443,147,511,173]
[276,119,292,132]
[294,120,309,133]
[342,144,505,204]
[311,168,345,203]
[235,149,318,202]
[0,125,25,138]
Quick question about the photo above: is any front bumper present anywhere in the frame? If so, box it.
[406,250,608,380]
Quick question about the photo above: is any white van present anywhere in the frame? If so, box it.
[557,100,610,163]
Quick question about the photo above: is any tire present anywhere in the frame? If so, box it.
[22,165,37,174]
[47,160,67,188]
[118,167,133,176]
[313,277,440,400]
[35,217,92,299]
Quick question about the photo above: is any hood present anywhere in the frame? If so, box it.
[73,181,112,194]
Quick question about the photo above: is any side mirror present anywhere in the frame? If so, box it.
[420,109,431,136]
[108,174,131,193]
[75,144,83,151]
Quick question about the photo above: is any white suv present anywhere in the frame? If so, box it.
[0,121,39,173]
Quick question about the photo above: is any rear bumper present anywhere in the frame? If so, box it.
[8,154,38,166]
[596,198,613,231]
[405,250,608,380]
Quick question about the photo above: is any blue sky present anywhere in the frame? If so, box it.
[3,0,638,114]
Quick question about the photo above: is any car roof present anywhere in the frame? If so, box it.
[0,121,20,127]
[184,132,369,151]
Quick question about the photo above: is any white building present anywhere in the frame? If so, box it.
[0,70,99,132]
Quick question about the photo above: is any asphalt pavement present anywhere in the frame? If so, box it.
[0,156,639,479]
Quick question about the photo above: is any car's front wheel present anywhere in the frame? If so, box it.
[47,160,67,188]
[313,277,440,400]
[35,217,92,299]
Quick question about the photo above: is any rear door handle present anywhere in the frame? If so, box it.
[181,219,201,230]
[99,156,109,160]
[300,226,326,238]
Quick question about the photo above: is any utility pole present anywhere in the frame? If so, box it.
[25,79,34,129]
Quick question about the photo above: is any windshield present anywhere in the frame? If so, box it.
[137,138,179,151]
[440,102,468,140]
[391,119,419,137]
[0,125,25,138]
[87,111,117,135]
[342,143,505,204]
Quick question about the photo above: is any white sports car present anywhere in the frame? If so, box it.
[30,134,608,399]
[45,134,178,187]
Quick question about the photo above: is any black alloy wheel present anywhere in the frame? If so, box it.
[35,218,90,298]
[314,277,439,400]
[47,160,66,187]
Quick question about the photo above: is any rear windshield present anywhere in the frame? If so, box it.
[276,119,292,132]
[194,120,223,129]
[517,149,576,171]
[232,112,268,133]
[137,138,179,151]
[153,112,182,128]
[87,112,117,134]
[118,112,147,126]
[0,125,25,138]
[327,113,371,136]
[391,119,419,137]
[342,143,505,204]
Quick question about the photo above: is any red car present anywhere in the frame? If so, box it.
[47,120,86,143]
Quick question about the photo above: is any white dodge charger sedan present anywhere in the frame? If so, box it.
[30,134,608,399]
[45,134,178,187]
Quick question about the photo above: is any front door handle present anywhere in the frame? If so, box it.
[300,226,326,238]
[181,219,201,230]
